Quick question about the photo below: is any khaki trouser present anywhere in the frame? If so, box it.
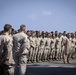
[14,55,27,75]
[28,47,34,62]
[28,48,34,63]
[61,46,65,59]
[34,47,39,62]
[44,46,50,61]
[51,47,55,60]
[30,47,35,62]
[63,49,74,64]
[37,47,44,61]
[56,46,62,60]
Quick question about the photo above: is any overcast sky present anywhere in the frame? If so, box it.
[0,0,76,32]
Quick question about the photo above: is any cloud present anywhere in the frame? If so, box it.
[28,10,52,20]
[28,13,36,20]
[42,10,52,16]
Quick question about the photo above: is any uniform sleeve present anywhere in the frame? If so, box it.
[23,36,30,50]
[20,35,29,54]
[0,39,2,55]
[5,39,13,60]
[13,36,18,51]
[26,38,30,50]
[1,37,15,65]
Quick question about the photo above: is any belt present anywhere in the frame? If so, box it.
[22,54,28,55]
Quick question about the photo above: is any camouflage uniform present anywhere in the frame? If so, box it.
[26,37,30,63]
[63,37,72,64]
[50,38,56,60]
[44,41,50,61]
[45,37,51,60]
[37,37,46,62]
[29,37,36,62]
[36,37,42,62]
[61,35,67,59]
[71,37,76,59]
[55,37,61,60]
[58,36,62,60]
[35,37,41,62]
[13,32,29,75]
[0,35,15,75]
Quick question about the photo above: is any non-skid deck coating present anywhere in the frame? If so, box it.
[25,60,76,75]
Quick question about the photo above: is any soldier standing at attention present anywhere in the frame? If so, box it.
[70,33,76,59]
[28,31,33,63]
[37,31,45,62]
[58,33,63,60]
[0,24,15,75]
[36,31,42,62]
[35,31,41,62]
[26,31,31,63]
[45,33,51,61]
[61,31,67,60]
[13,25,29,75]
[29,31,36,62]
[55,31,60,60]
[51,32,56,60]
[63,33,72,64]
